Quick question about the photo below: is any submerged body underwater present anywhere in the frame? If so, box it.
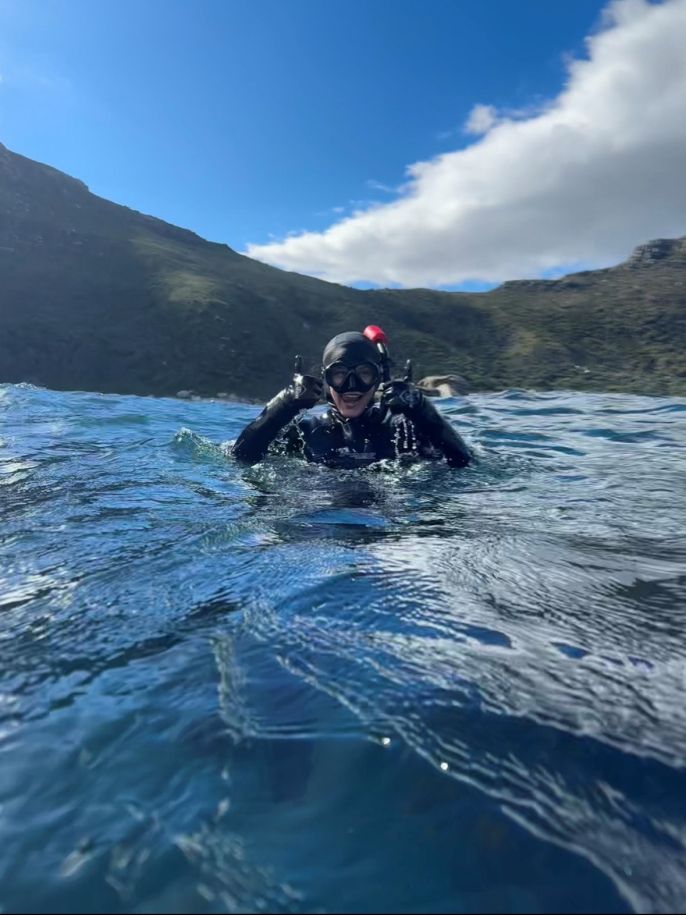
[1,383,685,913]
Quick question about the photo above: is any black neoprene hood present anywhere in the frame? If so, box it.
[322,332,381,368]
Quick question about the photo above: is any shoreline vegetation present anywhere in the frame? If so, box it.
[2,141,685,402]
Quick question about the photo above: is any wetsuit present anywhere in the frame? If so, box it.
[233,330,471,469]
[232,385,471,469]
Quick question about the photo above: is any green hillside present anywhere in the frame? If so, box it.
[1,141,685,400]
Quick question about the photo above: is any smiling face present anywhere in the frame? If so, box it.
[322,331,383,420]
[330,386,376,419]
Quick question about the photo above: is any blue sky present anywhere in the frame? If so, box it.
[1,0,685,288]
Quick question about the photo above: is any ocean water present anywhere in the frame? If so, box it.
[1,382,685,914]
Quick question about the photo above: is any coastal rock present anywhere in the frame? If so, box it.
[417,374,470,397]
[627,238,681,268]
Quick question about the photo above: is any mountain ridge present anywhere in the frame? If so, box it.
[1,141,685,399]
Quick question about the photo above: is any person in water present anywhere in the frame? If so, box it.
[232,328,472,469]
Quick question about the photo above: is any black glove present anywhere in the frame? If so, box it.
[291,355,323,409]
[381,376,471,468]
[379,379,423,414]
[233,356,322,464]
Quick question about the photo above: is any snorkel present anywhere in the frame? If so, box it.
[363,325,413,386]
[363,325,391,383]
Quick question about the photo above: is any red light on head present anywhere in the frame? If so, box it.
[363,325,388,346]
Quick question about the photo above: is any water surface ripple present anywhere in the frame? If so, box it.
[1,383,685,913]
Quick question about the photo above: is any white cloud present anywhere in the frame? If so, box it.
[246,0,686,288]
[366,178,398,193]
[463,103,498,135]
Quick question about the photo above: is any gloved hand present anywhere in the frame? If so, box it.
[291,355,323,408]
[379,379,423,414]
